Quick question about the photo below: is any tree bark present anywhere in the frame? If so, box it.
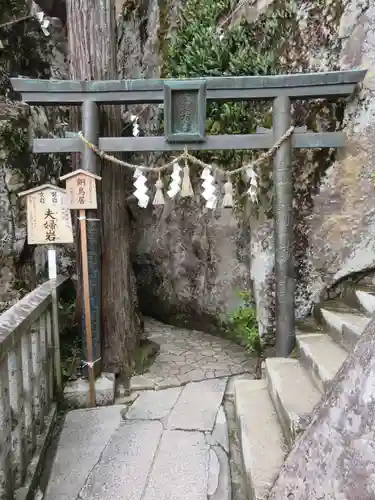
[66,0,142,375]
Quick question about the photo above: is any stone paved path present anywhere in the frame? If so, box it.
[130,319,255,391]
[43,320,255,500]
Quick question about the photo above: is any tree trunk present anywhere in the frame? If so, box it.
[66,0,142,375]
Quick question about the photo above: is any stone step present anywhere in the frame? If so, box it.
[79,420,164,500]
[355,289,375,315]
[44,406,123,499]
[297,333,347,393]
[265,358,322,449]
[142,430,210,500]
[320,307,371,351]
[340,284,375,316]
[234,379,286,500]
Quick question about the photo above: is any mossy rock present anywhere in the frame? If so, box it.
[133,339,160,375]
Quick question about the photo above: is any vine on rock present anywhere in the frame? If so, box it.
[164,0,298,213]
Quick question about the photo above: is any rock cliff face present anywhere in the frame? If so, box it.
[269,315,375,499]
[2,0,375,341]
[121,0,375,336]
[117,0,252,332]
[249,0,375,335]
[0,2,71,312]
[307,1,375,291]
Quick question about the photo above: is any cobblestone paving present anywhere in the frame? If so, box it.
[130,318,256,391]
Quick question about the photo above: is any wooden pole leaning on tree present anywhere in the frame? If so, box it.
[78,208,95,406]
[60,169,102,407]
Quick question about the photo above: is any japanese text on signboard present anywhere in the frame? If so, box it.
[26,188,73,245]
[65,173,98,209]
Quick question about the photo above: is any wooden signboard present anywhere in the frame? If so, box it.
[60,170,101,210]
[19,184,73,245]
[60,169,102,407]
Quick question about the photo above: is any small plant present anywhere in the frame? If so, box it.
[226,291,262,356]
[61,335,81,380]
[58,293,81,381]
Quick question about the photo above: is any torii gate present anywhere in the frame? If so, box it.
[11,69,366,366]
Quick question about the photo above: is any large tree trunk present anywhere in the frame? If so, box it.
[66,0,142,375]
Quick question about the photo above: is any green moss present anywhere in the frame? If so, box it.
[133,339,160,375]
[158,0,172,78]
[119,0,139,18]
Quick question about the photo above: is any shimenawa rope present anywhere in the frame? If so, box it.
[77,126,295,208]
[77,126,294,177]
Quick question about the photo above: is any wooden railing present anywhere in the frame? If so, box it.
[0,275,68,499]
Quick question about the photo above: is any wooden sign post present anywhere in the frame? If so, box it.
[18,184,74,395]
[60,169,101,407]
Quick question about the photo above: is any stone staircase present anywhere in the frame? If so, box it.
[234,281,375,500]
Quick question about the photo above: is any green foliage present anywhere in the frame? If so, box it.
[0,0,50,99]
[163,0,298,212]
[0,0,27,24]
[58,297,81,381]
[61,334,81,380]
[0,119,28,159]
[226,291,262,356]
[167,0,296,79]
